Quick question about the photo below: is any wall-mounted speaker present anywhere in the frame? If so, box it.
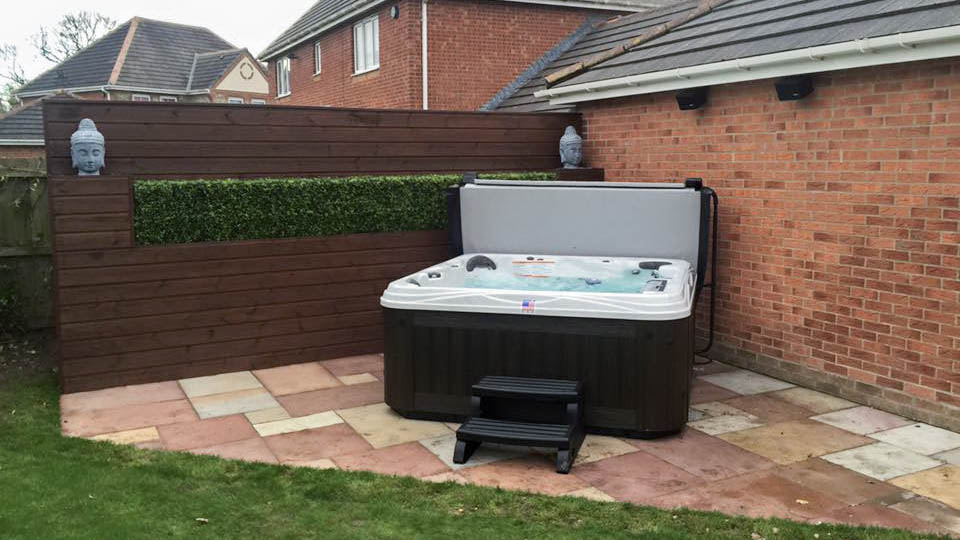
[775,75,814,101]
[676,87,708,110]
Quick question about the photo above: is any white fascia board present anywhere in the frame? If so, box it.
[537,26,960,105]
[259,0,388,61]
[498,0,652,12]
[0,139,44,146]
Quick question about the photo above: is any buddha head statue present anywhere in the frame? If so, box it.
[70,118,105,176]
[559,125,583,169]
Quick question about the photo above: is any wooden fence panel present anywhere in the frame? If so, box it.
[44,101,580,392]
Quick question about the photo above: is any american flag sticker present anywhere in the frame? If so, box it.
[522,299,536,313]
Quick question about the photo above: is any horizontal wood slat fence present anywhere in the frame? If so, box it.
[45,100,581,392]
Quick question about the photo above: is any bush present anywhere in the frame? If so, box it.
[0,267,25,336]
[133,172,556,245]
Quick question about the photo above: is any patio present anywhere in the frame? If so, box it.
[60,355,960,536]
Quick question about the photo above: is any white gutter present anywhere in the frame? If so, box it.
[422,0,429,110]
[0,139,44,146]
[537,26,960,105]
[17,85,212,99]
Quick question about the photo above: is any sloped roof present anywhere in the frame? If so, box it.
[259,0,680,60]
[497,0,960,110]
[16,17,247,96]
[0,95,79,144]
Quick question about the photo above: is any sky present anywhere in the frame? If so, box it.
[2,1,312,81]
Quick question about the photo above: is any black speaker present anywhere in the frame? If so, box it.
[776,75,814,101]
[676,87,708,110]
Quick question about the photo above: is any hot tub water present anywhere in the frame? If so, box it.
[464,267,660,293]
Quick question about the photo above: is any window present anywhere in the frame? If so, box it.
[227,97,244,104]
[132,94,151,102]
[314,42,322,74]
[158,96,177,103]
[276,57,291,97]
[251,99,266,105]
[353,15,379,74]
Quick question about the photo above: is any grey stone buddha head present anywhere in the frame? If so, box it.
[559,125,583,169]
[70,118,105,176]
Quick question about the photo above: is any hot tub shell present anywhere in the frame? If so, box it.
[381,179,716,438]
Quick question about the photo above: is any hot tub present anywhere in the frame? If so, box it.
[381,179,716,438]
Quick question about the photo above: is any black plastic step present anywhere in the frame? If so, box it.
[457,417,573,447]
[472,376,582,402]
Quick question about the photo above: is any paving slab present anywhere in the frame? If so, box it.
[337,402,451,449]
[276,381,384,417]
[253,411,343,437]
[563,487,616,502]
[890,465,960,510]
[699,369,795,395]
[421,471,468,484]
[769,387,857,414]
[811,406,913,435]
[822,502,949,534]
[62,399,198,438]
[264,423,372,463]
[419,433,528,470]
[687,408,706,422]
[90,426,161,446]
[723,394,813,424]
[179,372,262,398]
[189,388,281,419]
[60,381,185,414]
[190,437,279,464]
[718,420,873,465]
[870,423,960,456]
[460,455,588,495]
[690,379,739,404]
[244,407,290,424]
[252,362,341,396]
[575,435,639,465]
[630,428,775,481]
[891,496,960,535]
[573,451,703,504]
[690,401,754,419]
[158,414,258,451]
[691,359,736,376]
[337,373,379,386]
[821,442,942,481]
[287,458,338,470]
[935,448,960,465]
[773,458,904,505]
[321,354,384,377]
[335,441,451,478]
[688,414,765,436]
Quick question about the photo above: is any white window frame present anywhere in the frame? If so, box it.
[131,94,151,102]
[276,57,291,97]
[158,96,177,103]
[251,99,267,105]
[314,42,322,75]
[353,15,380,75]
[227,97,244,104]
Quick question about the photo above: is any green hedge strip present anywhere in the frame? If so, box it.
[133,172,556,246]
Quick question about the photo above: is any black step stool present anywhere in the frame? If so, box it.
[453,376,585,474]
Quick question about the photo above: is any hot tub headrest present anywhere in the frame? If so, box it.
[455,180,707,271]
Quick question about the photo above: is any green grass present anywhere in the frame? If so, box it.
[0,374,947,540]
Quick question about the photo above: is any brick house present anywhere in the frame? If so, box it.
[3,17,270,158]
[489,0,960,430]
[257,0,675,110]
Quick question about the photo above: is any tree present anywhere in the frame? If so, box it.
[0,12,116,112]
[32,12,117,65]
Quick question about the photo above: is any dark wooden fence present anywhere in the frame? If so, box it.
[44,100,580,392]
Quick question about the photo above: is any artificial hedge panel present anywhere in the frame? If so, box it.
[133,172,556,245]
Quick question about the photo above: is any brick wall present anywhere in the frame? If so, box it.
[580,58,960,429]
[267,0,603,110]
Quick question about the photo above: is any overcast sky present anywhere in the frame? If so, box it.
[3,1,312,80]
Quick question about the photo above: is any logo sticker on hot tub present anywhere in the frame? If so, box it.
[521,299,536,313]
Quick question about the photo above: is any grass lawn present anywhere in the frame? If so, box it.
[0,373,949,540]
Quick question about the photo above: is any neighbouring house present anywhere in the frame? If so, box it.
[4,17,270,158]
[258,0,679,110]
[489,0,960,429]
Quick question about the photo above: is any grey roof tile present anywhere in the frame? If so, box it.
[0,95,79,141]
[188,49,244,90]
[16,21,131,94]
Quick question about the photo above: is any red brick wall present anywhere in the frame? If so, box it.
[581,59,960,416]
[267,0,603,110]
